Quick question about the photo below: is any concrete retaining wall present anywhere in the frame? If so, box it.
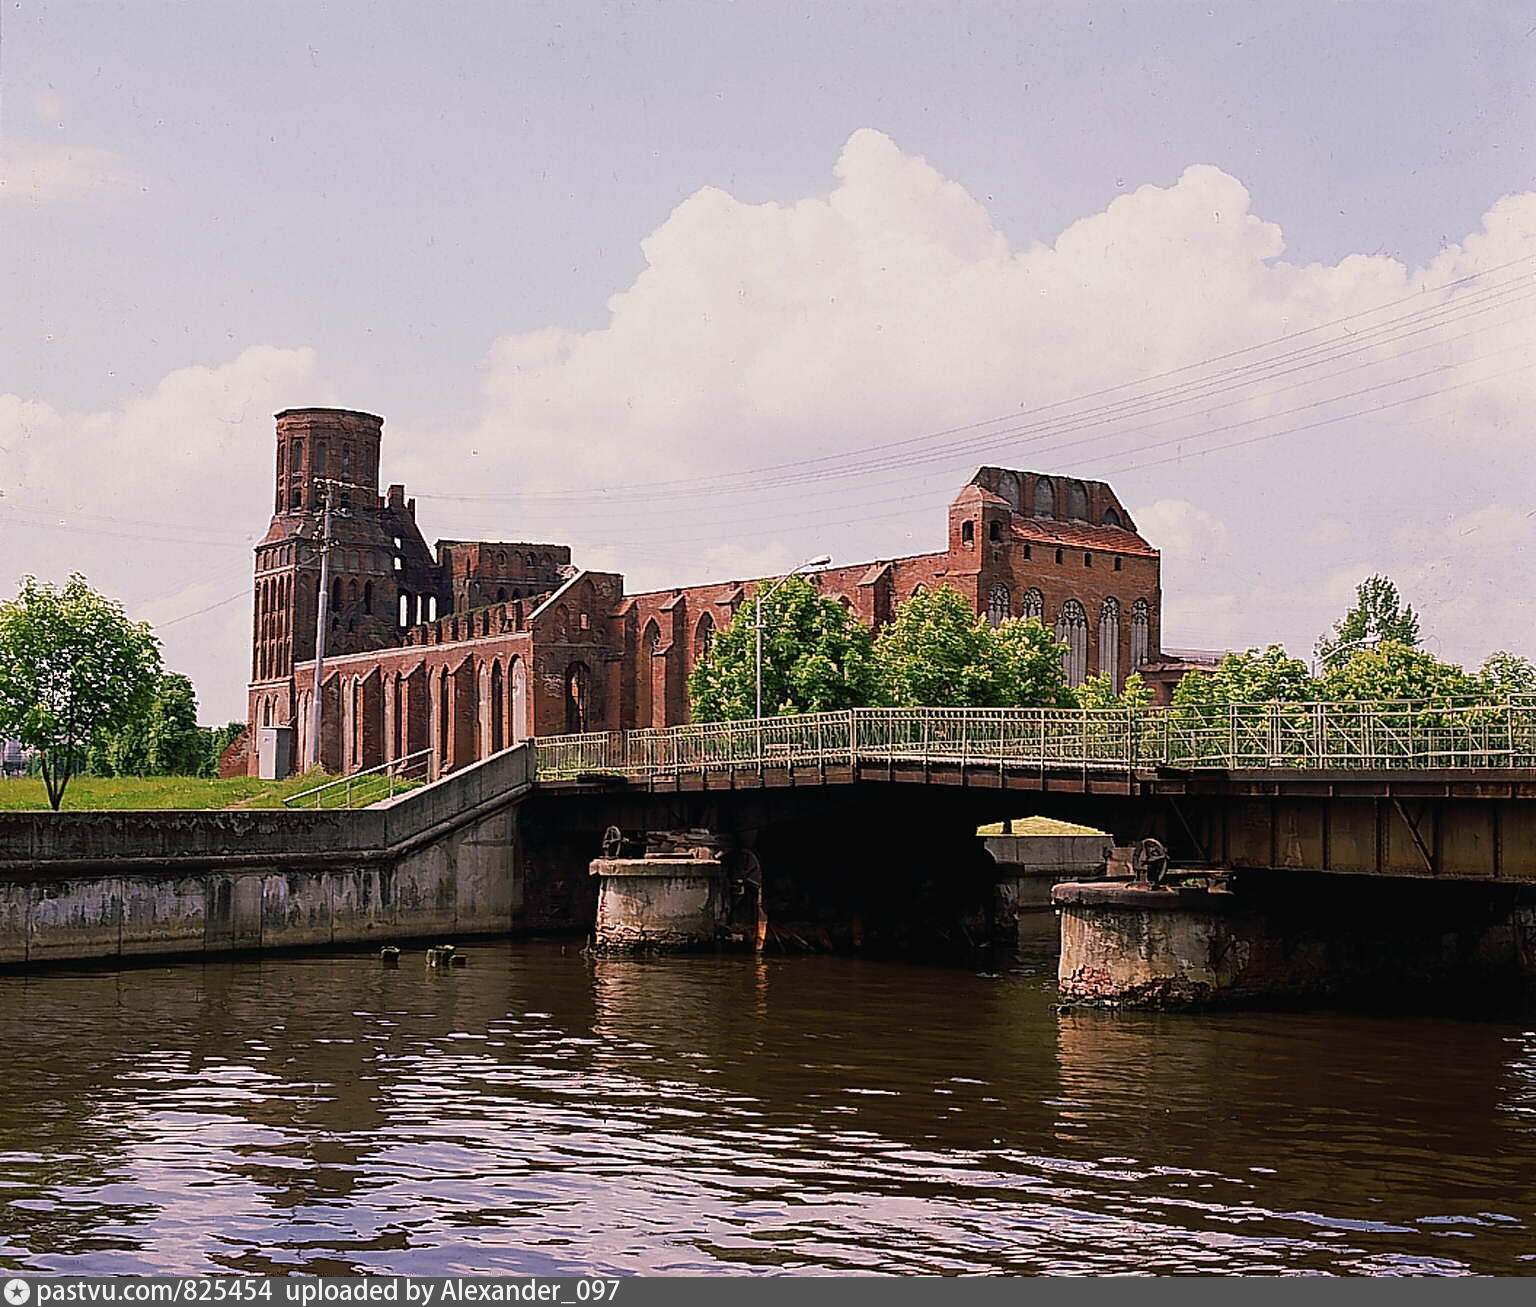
[0,746,532,968]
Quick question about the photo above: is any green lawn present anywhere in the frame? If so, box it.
[975,815,1108,837]
[0,769,337,811]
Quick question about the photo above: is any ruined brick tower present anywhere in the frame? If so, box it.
[249,407,442,762]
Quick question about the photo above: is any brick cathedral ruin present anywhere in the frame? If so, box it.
[238,407,1168,777]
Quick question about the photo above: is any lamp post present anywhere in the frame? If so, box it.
[754,554,832,721]
[1313,635,1380,678]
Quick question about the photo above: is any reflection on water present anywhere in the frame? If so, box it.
[0,935,1532,1276]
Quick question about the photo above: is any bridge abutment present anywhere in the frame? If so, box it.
[984,829,1115,948]
[1055,874,1536,1011]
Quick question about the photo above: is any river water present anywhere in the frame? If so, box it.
[0,933,1532,1277]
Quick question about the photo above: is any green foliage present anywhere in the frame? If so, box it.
[873,586,1075,708]
[1478,651,1536,699]
[688,574,880,721]
[1317,574,1421,666]
[1074,671,1152,711]
[0,574,162,810]
[1319,639,1483,705]
[90,671,207,778]
[1172,645,1318,706]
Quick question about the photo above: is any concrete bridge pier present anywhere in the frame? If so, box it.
[1055,874,1536,1012]
[589,837,762,954]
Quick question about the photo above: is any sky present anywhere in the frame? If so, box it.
[1,1,1533,723]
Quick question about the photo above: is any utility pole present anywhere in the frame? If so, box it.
[307,479,336,772]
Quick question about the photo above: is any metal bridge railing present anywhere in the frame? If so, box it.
[531,699,1536,782]
[282,747,436,809]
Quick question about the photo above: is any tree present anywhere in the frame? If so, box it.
[1316,574,1421,667]
[873,586,1075,708]
[1172,645,1318,706]
[1320,639,1483,705]
[1478,651,1536,700]
[688,574,880,721]
[0,574,162,809]
[89,671,207,777]
[1075,671,1153,711]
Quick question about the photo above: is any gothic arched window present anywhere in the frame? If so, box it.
[1020,588,1044,622]
[1131,598,1151,669]
[1099,597,1121,690]
[1032,477,1056,518]
[1067,481,1089,520]
[695,613,716,661]
[1056,599,1089,687]
[1102,507,1123,528]
[986,584,1011,628]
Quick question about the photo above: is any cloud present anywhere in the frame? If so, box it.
[418,129,1535,672]
[0,140,130,201]
[1131,499,1230,566]
[0,347,332,721]
[6,129,1536,719]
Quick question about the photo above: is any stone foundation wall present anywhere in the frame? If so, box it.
[1056,875,1536,1010]
[0,746,533,968]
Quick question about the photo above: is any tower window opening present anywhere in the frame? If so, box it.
[988,521,1001,542]
[961,520,975,545]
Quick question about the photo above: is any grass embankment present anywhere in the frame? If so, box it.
[0,768,335,811]
[975,816,1107,836]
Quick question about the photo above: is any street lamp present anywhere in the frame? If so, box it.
[754,554,832,721]
[1313,635,1379,678]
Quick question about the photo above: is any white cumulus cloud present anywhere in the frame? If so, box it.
[6,129,1536,719]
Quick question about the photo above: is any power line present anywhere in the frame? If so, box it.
[416,253,1536,508]
[158,587,254,628]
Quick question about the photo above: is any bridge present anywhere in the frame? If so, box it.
[529,699,1536,880]
[522,699,1536,1009]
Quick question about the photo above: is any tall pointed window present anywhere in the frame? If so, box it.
[1020,588,1044,622]
[1067,481,1089,520]
[1032,477,1056,518]
[1099,597,1121,690]
[1131,598,1151,668]
[986,584,1011,628]
[1056,599,1088,687]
